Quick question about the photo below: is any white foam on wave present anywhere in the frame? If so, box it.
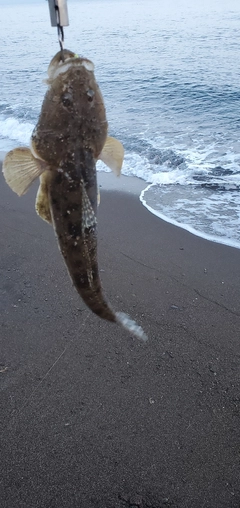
[140,183,240,251]
[98,134,240,251]
[98,151,192,184]
[97,152,153,180]
[150,133,240,180]
[98,134,240,189]
[0,116,33,146]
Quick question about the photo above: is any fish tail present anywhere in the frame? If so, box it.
[87,297,116,322]
[82,294,147,341]
[115,312,148,342]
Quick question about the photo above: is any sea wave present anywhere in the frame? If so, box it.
[0,115,34,146]
[1,115,240,191]
[140,183,240,250]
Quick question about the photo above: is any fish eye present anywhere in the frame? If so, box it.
[62,91,72,107]
[87,89,95,102]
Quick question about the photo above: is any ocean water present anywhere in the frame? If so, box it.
[1,0,240,248]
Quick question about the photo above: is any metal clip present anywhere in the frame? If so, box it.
[48,0,69,27]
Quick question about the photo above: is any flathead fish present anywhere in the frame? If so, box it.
[3,49,147,341]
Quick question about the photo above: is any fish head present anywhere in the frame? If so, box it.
[47,50,95,81]
[31,50,108,165]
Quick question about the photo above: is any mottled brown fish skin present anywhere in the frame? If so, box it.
[48,159,116,322]
[32,50,116,322]
[32,51,107,166]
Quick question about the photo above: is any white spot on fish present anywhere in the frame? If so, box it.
[82,60,94,72]
[87,270,93,285]
[64,172,73,182]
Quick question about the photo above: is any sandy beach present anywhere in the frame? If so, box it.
[1,160,240,508]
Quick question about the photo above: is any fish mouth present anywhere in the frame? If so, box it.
[47,49,94,80]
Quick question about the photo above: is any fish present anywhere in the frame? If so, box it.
[2,49,147,341]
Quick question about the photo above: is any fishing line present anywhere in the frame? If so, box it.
[4,310,89,432]
[55,4,65,61]
[48,0,69,61]
[0,311,89,488]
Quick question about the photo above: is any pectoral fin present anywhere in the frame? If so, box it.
[35,171,52,224]
[2,147,48,196]
[99,136,124,176]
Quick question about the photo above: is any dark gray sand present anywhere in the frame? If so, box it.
[1,166,240,508]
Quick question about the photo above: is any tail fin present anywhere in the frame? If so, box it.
[116,312,147,341]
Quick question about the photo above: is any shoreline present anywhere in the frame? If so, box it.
[1,149,240,252]
[140,184,240,251]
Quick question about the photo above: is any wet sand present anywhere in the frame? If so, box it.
[1,164,240,508]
